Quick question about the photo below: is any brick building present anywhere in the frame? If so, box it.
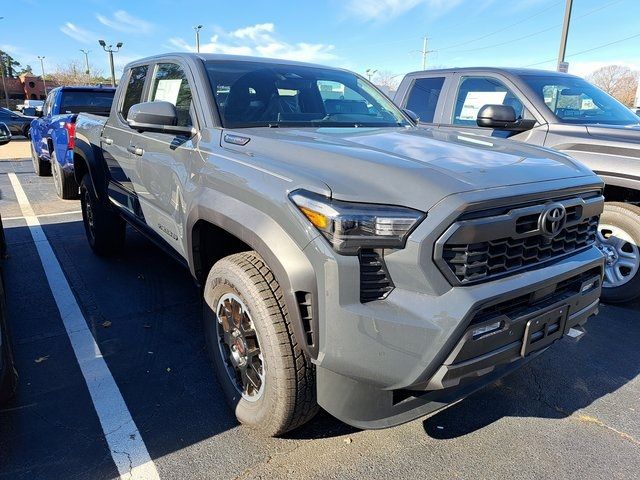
[1,74,58,107]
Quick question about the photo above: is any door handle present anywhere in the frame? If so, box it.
[127,145,144,156]
[101,137,113,145]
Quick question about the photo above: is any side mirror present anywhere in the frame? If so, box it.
[403,109,420,124]
[476,104,534,132]
[127,101,194,135]
[0,123,12,146]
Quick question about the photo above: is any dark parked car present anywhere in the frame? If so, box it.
[0,107,35,138]
[395,68,640,303]
[0,123,11,146]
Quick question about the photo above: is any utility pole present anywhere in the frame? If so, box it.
[99,40,123,87]
[80,49,91,79]
[557,0,573,72]
[194,25,203,53]
[38,56,47,95]
[421,37,428,70]
[0,62,9,109]
[0,17,8,108]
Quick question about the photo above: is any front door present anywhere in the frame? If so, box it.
[440,74,547,145]
[129,61,199,257]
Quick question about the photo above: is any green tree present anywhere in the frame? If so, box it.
[0,50,22,78]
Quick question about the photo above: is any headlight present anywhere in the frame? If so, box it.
[289,189,425,254]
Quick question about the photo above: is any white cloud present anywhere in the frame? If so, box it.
[168,23,336,63]
[344,0,463,22]
[60,22,95,44]
[96,10,154,35]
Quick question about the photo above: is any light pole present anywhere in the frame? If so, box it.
[38,56,47,95]
[194,25,203,53]
[99,40,123,87]
[557,0,573,72]
[365,69,377,82]
[80,49,91,79]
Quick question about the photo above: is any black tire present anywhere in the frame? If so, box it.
[22,124,30,139]
[0,261,17,404]
[30,142,51,177]
[80,174,125,256]
[52,152,79,200]
[597,202,640,304]
[203,252,318,436]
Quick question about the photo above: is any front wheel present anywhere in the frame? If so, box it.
[596,202,640,304]
[203,252,318,436]
[80,174,125,256]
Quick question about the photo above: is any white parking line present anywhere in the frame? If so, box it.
[8,173,160,480]
[2,210,82,221]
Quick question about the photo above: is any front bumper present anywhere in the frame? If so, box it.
[313,246,603,429]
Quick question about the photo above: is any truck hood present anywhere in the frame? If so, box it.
[222,126,596,210]
[585,123,640,144]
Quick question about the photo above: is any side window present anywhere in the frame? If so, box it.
[148,63,193,127]
[405,77,445,123]
[120,65,149,120]
[453,76,525,126]
[43,93,54,116]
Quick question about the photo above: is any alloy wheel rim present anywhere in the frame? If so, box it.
[596,222,640,288]
[53,160,61,194]
[215,293,265,402]
[83,190,95,240]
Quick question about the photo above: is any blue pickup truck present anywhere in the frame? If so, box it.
[30,86,115,198]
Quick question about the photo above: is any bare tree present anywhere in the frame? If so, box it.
[587,65,639,107]
[48,61,108,86]
[373,70,402,92]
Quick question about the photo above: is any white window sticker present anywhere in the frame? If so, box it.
[459,91,507,121]
[154,79,183,105]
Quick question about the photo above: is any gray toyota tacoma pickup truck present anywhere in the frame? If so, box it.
[73,53,604,436]
[395,68,640,303]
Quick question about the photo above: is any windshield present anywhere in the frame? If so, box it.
[59,90,115,114]
[521,75,640,126]
[204,60,409,128]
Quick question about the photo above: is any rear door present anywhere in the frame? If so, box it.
[439,73,547,144]
[103,64,150,216]
[395,74,451,127]
[128,60,200,256]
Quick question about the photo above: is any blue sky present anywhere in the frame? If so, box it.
[1,0,638,80]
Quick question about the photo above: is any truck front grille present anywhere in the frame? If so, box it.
[436,191,604,285]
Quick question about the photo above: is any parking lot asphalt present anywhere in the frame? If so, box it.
[0,155,638,480]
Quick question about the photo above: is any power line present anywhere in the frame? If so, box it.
[433,0,563,52]
[439,0,625,55]
[523,31,640,68]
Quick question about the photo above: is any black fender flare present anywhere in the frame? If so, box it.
[72,137,110,200]
[186,192,320,360]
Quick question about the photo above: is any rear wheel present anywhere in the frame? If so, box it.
[30,142,51,177]
[52,152,79,200]
[80,174,125,256]
[203,252,318,436]
[596,202,640,303]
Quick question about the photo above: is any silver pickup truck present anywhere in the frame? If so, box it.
[395,68,640,303]
[74,53,604,436]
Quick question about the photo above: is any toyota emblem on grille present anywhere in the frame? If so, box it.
[539,203,567,238]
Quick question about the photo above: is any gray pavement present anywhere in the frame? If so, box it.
[0,157,638,479]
